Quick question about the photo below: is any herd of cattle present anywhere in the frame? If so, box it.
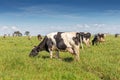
[1,32,118,61]
[2,31,119,61]
[29,32,106,61]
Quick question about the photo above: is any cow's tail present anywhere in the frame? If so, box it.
[80,35,83,49]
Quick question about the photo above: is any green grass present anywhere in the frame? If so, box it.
[0,35,120,80]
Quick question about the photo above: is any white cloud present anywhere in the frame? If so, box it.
[0,26,20,35]
[11,26,19,31]
[8,5,81,19]
[1,26,9,30]
[20,6,48,15]
[93,24,105,27]
[83,24,90,28]
[104,9,120,16]
[0,24,120,36]
[76,24,83,28]
[1,26,20,31]
[76,24,90,28]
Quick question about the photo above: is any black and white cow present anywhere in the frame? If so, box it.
[29,32,82,61]
[92,33,105,45]
[80,32,91,47]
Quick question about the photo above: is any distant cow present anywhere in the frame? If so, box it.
[37,34,42,41]
[29,32,83,61]
[115,34,120,38]
[3,34,7,38]
[28,35,32,40]
[80,32,91,47]
[92,33,105,45]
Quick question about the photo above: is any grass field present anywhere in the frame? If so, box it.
[0,35,120,80]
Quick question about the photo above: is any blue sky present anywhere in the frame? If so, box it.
[0,0,120,35]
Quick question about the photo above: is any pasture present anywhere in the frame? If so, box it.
[0,35,120,80]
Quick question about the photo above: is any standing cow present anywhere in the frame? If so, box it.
[29,32,83,61]
[37,34,42,41]
[92,33,105,45]
[27,35,32,40]
[3,34,7,38]
[115,34,120,38]
[80,32,91,47]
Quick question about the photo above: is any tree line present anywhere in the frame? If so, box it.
[3,31,30,37]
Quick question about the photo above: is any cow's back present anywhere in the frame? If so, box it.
[61,32,79,47]
[46,32,80,50]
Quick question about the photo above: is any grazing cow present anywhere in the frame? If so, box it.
[37,34,42,41]
[29,32,83,61]
[28,35,32,40]
[115,34,120,38]
[3,34,7,38]
[92,33,105,45]
[80,32,91,47]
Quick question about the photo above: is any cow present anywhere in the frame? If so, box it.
[28,35,32,40]
[29,32,83,61]
[37,34,42,41]
[115,34,120,38]
[92,33,105,45]
[80,32,91,47]
[3,34,7,38]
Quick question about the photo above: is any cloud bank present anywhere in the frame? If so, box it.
[28,24,120,35]
[0,26,20,35]
[0,24,119,36]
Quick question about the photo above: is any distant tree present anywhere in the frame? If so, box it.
[13,31,22,37]
[24,31,30,36]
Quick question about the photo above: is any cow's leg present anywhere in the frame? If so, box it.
[46,39,53,59]
[73,45,80,61]
[56,50,59,58]
[50,51,53,58]
[92,40,94,45]
[67,46,80,61]
[48,49,53,58]
[66,47,74,54]
[80,41,83,49]
[86,39,90,47]
[83,38,87,45]
[80,37,83,49]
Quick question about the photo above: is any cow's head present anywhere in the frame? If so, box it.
[98,34,105,42]
[29,46,39,57]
